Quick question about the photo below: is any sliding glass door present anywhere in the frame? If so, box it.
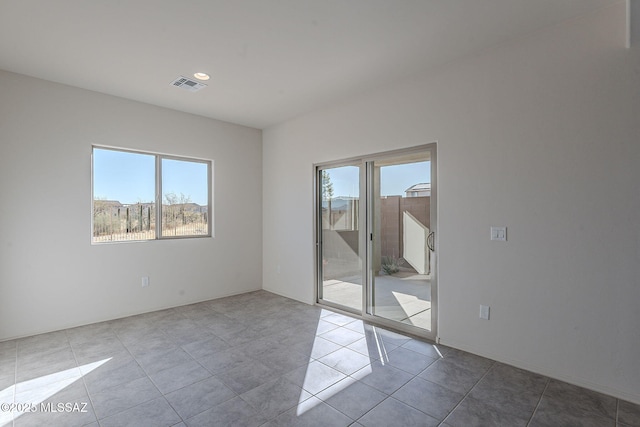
[367,152,434,332]
[317,163,363,313]
[316,145,436,339]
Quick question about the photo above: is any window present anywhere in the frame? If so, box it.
[92,146,212,243]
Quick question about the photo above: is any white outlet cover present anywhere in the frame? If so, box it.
[480,305,490,320]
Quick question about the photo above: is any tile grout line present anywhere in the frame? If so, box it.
[204,308,317,424]
[155,326,235,426]
[525,377,551,427]
[109,334,185,425]
[171,304,310,425]
[66,329,101,427]
[117,312,216,425]
[386,372,456,422]
[300,328,386,425]
[438,359,497,425]
[322,342,462,425]
[182,337,249,424]
[352,395,403,425]
[97,324,170,424]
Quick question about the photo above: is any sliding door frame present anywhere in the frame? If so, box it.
[314,143,437,341]
[363,144,438,340]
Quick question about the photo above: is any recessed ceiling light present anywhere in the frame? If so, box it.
[193,72,210,81]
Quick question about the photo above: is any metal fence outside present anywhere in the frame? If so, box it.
[93,202,208,242]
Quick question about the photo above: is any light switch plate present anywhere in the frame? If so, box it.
[490,226,507,241]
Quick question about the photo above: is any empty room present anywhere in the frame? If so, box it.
[1,1,639,426]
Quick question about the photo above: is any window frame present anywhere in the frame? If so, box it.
[91,145,213,244]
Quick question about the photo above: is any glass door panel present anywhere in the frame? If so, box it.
[368,152,433,332]
[318,165,362,312]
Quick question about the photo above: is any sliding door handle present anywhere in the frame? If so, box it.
[427,231,435,252]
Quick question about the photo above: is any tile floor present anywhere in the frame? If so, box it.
[0,290,638,427]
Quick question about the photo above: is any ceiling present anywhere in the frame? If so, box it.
[0,0,618,129]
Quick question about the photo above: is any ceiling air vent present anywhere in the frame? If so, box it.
[170,76,207,92]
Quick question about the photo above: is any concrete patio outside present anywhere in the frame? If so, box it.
[322,268,431,331]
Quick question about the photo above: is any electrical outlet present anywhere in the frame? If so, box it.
[479,305,490,320]
[142,276,149,288]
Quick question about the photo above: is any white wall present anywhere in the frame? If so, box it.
[0,71,262,340]
[263,3,640,403]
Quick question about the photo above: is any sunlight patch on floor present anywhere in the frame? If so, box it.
[0,358,111,426]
